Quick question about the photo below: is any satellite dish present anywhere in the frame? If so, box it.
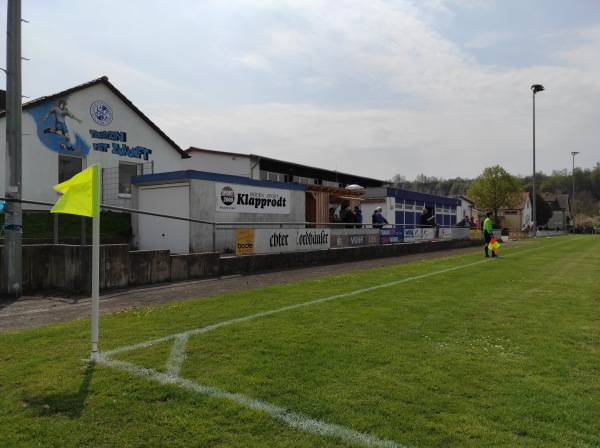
[346,184,364,190]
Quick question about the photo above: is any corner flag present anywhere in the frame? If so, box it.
[50,163,102,361]
[51,164,100,218]
[488,237,501,253]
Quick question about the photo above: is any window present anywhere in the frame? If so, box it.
[259,170,287,182]
[58,155,82,183]
[293,176,315,184]
[119,163,138,194]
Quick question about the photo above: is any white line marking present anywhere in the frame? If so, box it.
[97,243,552,447]
[98,355,404,448]
[166,333,188,378]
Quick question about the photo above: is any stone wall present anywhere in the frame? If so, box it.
[1,239,480,295]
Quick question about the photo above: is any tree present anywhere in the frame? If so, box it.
[467,166,522,223]
[390,174,407,187]
[575,190,597,216]
[534,193,554,227]
[540,169,569,194]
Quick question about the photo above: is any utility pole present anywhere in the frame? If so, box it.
[2,0,23,298]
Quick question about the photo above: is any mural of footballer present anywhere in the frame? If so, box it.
[40,99,82,150]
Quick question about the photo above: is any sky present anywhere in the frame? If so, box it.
[1,0,599,182]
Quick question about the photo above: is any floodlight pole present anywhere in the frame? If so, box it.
[571,151,579,231]
[531,84,544,238]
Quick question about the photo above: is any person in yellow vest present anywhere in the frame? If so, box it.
[483,211,497,258]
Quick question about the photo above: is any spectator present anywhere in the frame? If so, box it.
[373,207,388,229]
[456,216,469,227]
[419,208,430,227]
[354,206,363,228]
[343,207,356,228]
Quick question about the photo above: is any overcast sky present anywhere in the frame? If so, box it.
[2,0,599,182]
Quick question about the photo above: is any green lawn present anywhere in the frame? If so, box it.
[1,236,598,447]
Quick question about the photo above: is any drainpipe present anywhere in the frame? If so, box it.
[250,157,261,179]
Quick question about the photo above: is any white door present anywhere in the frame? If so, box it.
[138,183,190,254]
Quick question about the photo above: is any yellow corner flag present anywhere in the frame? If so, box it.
[51,164,100,218]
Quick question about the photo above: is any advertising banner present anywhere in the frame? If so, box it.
[331,232,379,247]
[236,228,255,256]
[379,227,404,244]
[439,227,453,240]
[216,183,290,214]
[253,228,330,254]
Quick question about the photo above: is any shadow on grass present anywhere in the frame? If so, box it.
[23,361,95,419]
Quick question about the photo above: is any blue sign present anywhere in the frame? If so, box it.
[379,227,404,244]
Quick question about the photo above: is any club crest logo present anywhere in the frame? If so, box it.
[90,100,113,126]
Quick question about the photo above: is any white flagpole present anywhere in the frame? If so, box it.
[90,165,101,362]
[90,214,99,361]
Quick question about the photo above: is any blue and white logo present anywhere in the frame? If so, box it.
[90,100,113,126]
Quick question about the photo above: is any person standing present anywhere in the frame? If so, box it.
[419,208,430,227]
[354,206,363,228]
[373,207,388,229]
[483,211,497,258]
[343,206,356,228]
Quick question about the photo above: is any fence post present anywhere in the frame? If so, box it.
[54,214,58,244]
[212,222,216,253]
[81,216,86,246]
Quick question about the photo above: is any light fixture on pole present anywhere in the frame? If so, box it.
[531,84,545,238]
[571,151,580,231]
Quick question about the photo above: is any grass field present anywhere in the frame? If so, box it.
[1,236,599,447]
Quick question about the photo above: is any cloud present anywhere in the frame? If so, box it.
[465,31,515,49]
[4,0,600,181]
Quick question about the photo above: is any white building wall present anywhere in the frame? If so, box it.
[131,173,306,254]
[189,178,306,253]
[183,151,253,178]
[1,82,184,209]
[138,183,190,254]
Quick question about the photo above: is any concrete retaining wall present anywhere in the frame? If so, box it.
[1,239,480,295]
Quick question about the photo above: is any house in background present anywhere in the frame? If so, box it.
[541,193,570,228]
[495,192,532,230]
[449,195,477,224]
[0,77,188,211]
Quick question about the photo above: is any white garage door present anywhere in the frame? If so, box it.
[138,183,190,254]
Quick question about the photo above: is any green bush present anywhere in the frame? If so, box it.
[3,211,132,238]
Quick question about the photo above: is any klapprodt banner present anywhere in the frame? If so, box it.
[216,182,291,214]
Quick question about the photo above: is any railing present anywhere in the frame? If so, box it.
[2,196,474,254]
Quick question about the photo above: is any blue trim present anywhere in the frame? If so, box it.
[386,187,460,206]
[132,170,306,191]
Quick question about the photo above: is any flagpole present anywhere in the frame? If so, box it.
[49,163,101,361]
[90,164,100,362]
[91,213,99,362]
